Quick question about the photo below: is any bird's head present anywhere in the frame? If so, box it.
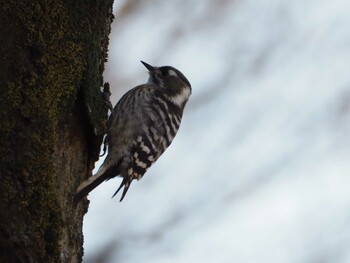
[141,61,192,107]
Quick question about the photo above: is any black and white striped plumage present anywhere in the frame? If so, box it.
[74,61,191,202]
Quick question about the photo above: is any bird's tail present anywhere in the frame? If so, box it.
[73,165,112,205]
[112,177,133,202]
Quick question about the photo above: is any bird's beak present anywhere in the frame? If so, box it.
[141,61,154,71]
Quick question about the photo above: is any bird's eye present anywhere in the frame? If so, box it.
[161,70,169,77]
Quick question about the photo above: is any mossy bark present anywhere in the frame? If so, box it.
[0,1,114,262]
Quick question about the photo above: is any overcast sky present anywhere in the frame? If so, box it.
[84,1,350,262]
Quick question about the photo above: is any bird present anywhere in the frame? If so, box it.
[74,61,191,203]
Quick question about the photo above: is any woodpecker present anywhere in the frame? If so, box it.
[74,61,191,203]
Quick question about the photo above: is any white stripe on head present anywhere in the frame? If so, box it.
[168,70,177,77]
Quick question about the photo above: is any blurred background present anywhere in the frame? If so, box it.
[84,0,350,262]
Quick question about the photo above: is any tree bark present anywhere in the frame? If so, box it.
[0,1,114,262]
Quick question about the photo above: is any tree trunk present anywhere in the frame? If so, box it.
[0,1,114,262]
